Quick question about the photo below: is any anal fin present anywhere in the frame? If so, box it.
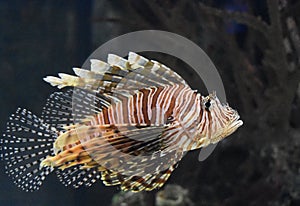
[56,165,101,188]
[101,164,176,192]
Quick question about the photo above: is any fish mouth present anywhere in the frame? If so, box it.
[223,116,243,137]
[211,116,243,144]
[226,112,243,131]
[227,119,243,132]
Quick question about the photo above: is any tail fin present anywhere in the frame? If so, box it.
[0,108,57,192]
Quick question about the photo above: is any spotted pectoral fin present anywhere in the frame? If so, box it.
[39,123,165,169]
[41,122,187,191]
[81,124,167,169]
[44,122,176,171]
[83,122,187,180]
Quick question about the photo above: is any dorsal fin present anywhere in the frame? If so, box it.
[128,52,187,85]
[73,67,103,79]
[44,52,189,96]
[128,52,149,66]
[107,54,128,69]
[90,59,110,73]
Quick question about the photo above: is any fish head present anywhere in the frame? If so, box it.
[200,91,243,144]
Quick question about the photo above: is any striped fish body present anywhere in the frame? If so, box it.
[1,52,243,192]
[47,85,200,176]
[94,84,200,136]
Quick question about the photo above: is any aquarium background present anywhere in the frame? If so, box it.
[0,0,299,206]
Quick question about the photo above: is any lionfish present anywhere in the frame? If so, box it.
[0,52,243,192]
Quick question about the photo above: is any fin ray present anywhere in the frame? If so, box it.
[101,164,176,192]
[44,52,189,97]
[56,165,101,188]
[1,108,56,191]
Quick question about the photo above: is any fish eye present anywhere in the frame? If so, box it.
[205,99,211,108]
[205,101,211,108]
[205,99,211,111]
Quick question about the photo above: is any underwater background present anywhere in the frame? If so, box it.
[0,0,299,205]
